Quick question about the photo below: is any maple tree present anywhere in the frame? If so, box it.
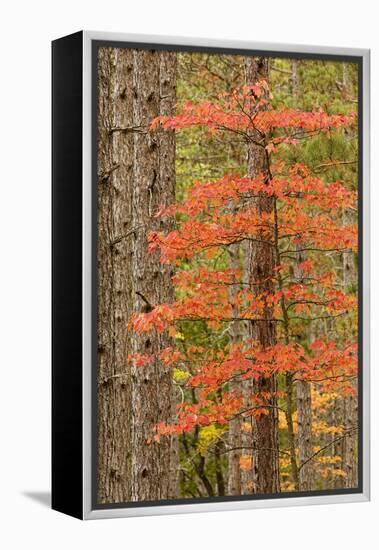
[128,76,358,494]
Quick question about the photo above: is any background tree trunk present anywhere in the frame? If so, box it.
[340,66,358,488]
[227,244,243,495]
[291,59,313,492]
[245,57,280,494]
[297,379,313,490]
[341,209,358,488]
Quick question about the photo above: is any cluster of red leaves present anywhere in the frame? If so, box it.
[151,81,356,137]
[155,168,357,220]
[147,338,357,439]
[148,162,357,264]
[186,339,357,394]
[129,266,356,334]
[132,82,358,442]
[151,392,245,440]
[187,342,308,393]
[148,212,357,264]
[147,215,273,263]
[305,340,358,392]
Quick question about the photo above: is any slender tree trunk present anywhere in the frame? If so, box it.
[343,384,358,488]
[340,72,358,489]
[297,379,313,490]
[130,49,178,501]
[331,395,344,489]
[341,210,358,488]
[291,59,300,103]
[215,440,226,496]
[291,59,313,491]
[245,57,280,494]
[227,244,243,495]
[227,233,255,495]
[241,242,256,494]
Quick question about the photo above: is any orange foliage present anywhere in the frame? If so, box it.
[129,81,358,442]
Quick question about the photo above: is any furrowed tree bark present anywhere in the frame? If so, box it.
[245,57,280,494]
[130,49,178,501]
[97,47,134,503]
[340,69,358,489]
[241,242,255,494]
[97,48,178,504]
[227,244,243,495]
[291,59,313,492]
[297,378,313,490]
[341,209,358,488]
[343,387,358,487]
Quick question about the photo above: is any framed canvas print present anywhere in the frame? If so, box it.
[52,31,370,520]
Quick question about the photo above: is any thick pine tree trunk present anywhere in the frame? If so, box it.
[97,47,134,503]
[130,49,178,501]
[97,47,178,504]
[245,57,280,494]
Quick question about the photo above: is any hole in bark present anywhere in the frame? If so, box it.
[143,378,149,384]
[141,468,148,478]
[145,338,151,348]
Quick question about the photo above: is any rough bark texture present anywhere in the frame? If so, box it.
[97,47,134,503]
[341,210,358,488]
[343,384,358,487]
[240,241,256,494]
[130,49,178,501]
[97,47,178,504]
[297,379,313,490]
[291,59,300,102]
[245,57,280,494]
[339,67,358,486]
[227,244,243,495]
